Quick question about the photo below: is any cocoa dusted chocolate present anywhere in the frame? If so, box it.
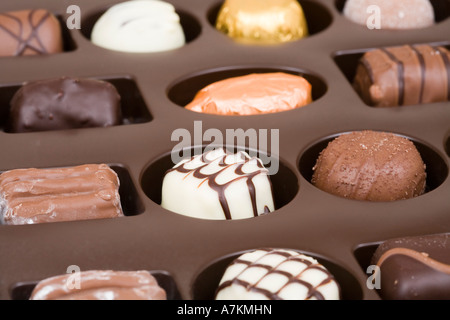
[0,164,124,225]
[343,0,435,30]
[0,9,63,57]
[30,270,166,300]
[215,0,308,44]
[161,148,275,220]
[311,131,427,201]
[8,77,122,133]
[185,72,312,115]
[353,44,450,107]
[371,233,450,300]
[215,248,341,300]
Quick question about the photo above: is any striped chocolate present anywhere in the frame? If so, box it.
[215,248,341,300]
[353,44,450,107]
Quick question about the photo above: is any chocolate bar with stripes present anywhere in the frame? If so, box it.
[0,164,124,225]
[353,44,450,107]
[372,233,450,300]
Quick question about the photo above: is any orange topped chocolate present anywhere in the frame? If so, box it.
[185,72,312,115]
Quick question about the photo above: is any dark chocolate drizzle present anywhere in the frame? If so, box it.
[167,149,272,220]
[381,48,405,105]
[0,10,52,56]
[434,46,450,101]
[216,249,337,300]
[409,45,426,104]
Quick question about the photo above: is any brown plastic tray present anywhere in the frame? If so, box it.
[0,0,449,300]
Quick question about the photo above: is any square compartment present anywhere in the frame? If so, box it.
[333,42,450,107]
[0,76,153,133]
[0,163,144,224]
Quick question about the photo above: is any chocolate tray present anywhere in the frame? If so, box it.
[0,0,449,300]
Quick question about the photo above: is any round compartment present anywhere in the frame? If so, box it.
[140,145,299,220]
[191,248,363,300]
[167,66,327,110]
[298,131,448,199]
[207,0,333,41]
[336,0,450,26]
[80,4,201,50]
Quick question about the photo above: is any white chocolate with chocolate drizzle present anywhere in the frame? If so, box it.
[161,148,275,220]
[215,248,341,300]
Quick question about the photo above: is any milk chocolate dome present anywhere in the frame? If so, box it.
[311,131,427,201]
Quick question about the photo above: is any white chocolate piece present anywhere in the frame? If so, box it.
[343,0,434,30]
[215,249,341,300]
[161,148,275,220]
[91,0,186,53]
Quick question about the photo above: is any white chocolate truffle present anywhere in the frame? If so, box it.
[91,0,185,53]
[343,0,435,30]
[215,248,341,300]
[161,148,275,220]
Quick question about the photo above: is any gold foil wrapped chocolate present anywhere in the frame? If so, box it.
[215,0,308,44]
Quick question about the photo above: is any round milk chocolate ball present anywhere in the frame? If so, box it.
[311,131,426,201]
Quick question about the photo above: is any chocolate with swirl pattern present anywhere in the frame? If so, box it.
[0,9,63,57]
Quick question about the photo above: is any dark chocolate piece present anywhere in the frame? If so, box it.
[372,234,450,300]
[353,44,450,107]
[0,9,63,57]
[0,164,124,225]
[8,77,122,133]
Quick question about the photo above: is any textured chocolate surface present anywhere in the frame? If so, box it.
[215,248,341,300]
[0,164,123,225]
[30,270,166,300]
[8,77,122,133]
[185,73,312,115]
[372,234,450,300]
[353,44,450,107]
[312,131,427,201]
[215,0,308,44]
[0,9,63,57]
